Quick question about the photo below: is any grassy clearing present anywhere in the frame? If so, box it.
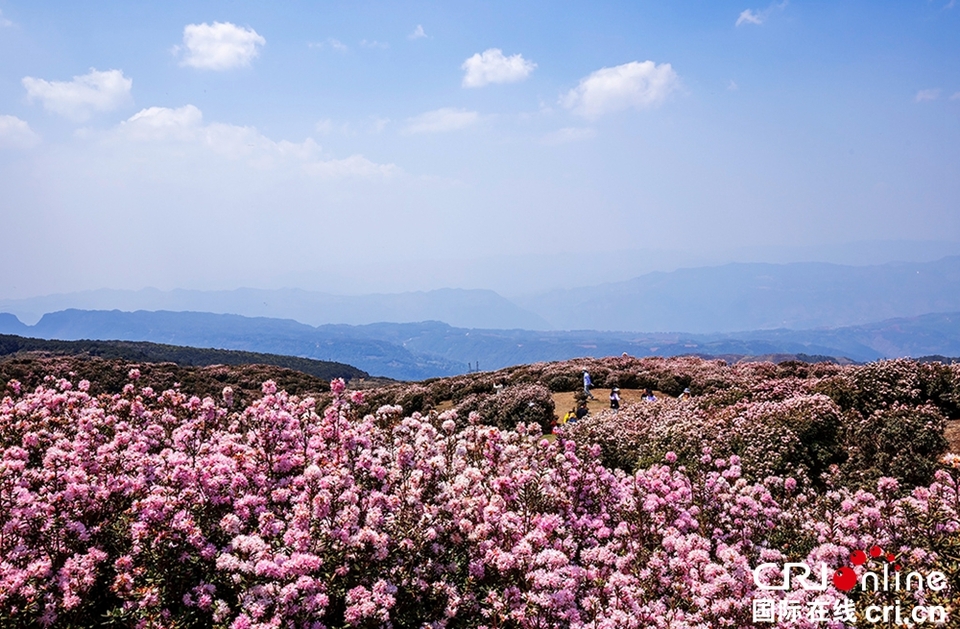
[946,420,960,453]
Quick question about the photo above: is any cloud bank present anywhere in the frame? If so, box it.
[116,105,396,178]
[22,69,132,122]
[0,114,40,148]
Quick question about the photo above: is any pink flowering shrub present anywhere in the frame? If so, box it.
[564,358,952,490]
[814,359,960,419]
[0,354,332,407]
[1,368,958,627]
[455,383,556,432]
[564,393,848,489]
[361,355,747,409]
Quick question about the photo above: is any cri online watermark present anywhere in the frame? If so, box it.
[752,546,949,625]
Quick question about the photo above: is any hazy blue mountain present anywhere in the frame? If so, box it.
[344,314,960,365]
[3,308,960,379]
[18,310,463,380]
[0,313,27,335]
[725,312,960,359]
[336,322,876,364]
[7,257,960,336]
[0,287,549,330]
[518,257,960,333]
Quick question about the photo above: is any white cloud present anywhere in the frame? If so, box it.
[118,105,316,159]
[727,80,739,91]
[915,89,941,102]
[0,9,13,27]
[22,68,132,121]
[120,104,204,141]
[402,108,479,134]
[561,61,679,119]
[541,127,596,145]
[951,92,960,100]
[309,38,347,52]
[360,39,389,49]
[408,25,426,40]
[736,1,788,26]
[114,105,395,178]
[0,114,40,148]
[177,22,265,70]
[461,49,536,88]
[736,9,764,26]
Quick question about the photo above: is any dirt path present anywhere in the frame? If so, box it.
[946,420,960,454]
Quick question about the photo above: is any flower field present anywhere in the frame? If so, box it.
[2,356,959,628]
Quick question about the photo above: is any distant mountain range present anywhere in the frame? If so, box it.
[0,310,462,381]
[4,257,960,334]
[517,256,960,332]
[0,288,548,330]
[2,309,960,380]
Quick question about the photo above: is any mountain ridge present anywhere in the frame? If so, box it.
[0,287,549,330]
[2,308,960,379]
[518,256,960,332]
[5,256,960,334]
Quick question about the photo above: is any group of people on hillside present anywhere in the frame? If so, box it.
[583,369,660,406]
[554,371,690,433]
[584,370,623,407]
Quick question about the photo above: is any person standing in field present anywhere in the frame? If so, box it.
[583,370,594,400]
[610,387,620,410]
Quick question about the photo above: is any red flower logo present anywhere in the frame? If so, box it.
[832,545,900,591]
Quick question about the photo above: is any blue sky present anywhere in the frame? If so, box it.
[1,1,958,298]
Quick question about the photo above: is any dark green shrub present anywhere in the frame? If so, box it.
[841,403,949,488]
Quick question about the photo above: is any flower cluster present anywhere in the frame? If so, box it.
[564,359,953,491]
[1,366,958,628]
